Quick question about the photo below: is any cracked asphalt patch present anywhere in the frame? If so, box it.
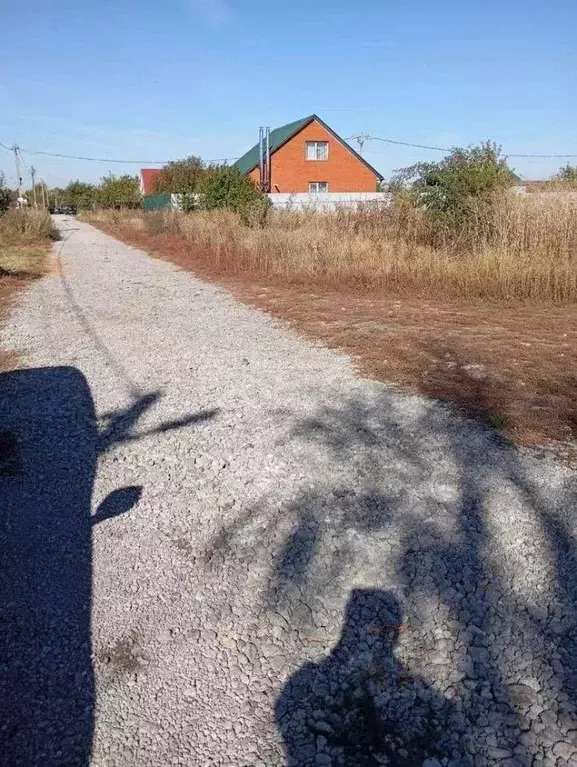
[1,216,576,766]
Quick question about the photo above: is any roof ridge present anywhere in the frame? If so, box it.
[233,115,315,176]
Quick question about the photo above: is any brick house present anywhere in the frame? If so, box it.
[140,168,162,195]
[234,114,383,194]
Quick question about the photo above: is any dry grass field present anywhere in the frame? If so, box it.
[84,195,577,456]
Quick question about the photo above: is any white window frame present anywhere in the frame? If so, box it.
[309,181,329,193]
[305,141,329,161]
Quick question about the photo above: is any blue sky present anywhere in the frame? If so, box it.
[1,0,575,186]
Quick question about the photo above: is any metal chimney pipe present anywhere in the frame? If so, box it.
[258,127,264,190]
[265,127,271,192]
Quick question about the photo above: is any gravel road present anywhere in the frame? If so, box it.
[1,216,577,766]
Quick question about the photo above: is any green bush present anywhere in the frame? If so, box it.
[98,174,142,209]
[197,165,270,226]
[153,156,204,194]
[555,163,577,186]
[394,142,517,239]
[0,174,13,214]
[61,180,98,210]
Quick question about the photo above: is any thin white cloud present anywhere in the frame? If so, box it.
[184,0,231,26]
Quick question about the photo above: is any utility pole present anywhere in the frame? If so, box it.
[12,145,22,202]
[30,166,37,207]
[40,180,47,209]
[349,133,371,156]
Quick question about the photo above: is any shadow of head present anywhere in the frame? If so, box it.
[91,486,142,525]
[276,588,464,766]
[337,588,402,651]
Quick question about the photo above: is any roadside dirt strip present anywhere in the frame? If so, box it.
[1,216,576,766]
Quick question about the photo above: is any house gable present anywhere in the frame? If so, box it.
[242,116,382,194]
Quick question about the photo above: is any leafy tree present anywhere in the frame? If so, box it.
[98,174,142,209]
[394,142,516,233]
[555,164,577,186]
[197,165,270,225]
[0,173,14,214]
[62,180,98,210]
[153,156,204,194]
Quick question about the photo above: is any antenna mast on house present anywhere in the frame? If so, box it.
[265,127,271,193]
[258,127,264,190]
[258,126,272,192]
[349,133,371,156]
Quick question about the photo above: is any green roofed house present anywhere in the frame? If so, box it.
[234,114,383,194]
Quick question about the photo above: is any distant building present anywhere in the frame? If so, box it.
[140,168,162,195]
[234,114,383,194]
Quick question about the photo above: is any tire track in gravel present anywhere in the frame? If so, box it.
[1,216,576,766]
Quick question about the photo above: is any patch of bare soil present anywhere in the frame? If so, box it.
[0,277,26,372]
[93,224,577,459]
[0,250,50,372]
[230,284,577,457]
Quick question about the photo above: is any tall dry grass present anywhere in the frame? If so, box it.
[0,208,58,249]
[85,193,577,302]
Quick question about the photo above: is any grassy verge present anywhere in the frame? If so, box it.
[0,209,56,371]
[83,204,577,457]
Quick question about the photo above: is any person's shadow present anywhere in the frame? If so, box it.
[276,589,468,766]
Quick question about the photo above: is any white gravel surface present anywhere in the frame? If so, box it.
[1,216,577,766]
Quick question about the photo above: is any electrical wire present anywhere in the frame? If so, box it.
[1,140,240,165]
[3,135,576,166]
[356,135,577,159]
[18,151,30,173]
[13,146,240,165]
[23,149,170,164]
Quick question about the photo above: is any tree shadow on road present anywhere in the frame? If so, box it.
[0,366,217,765]
[209,367,577,764]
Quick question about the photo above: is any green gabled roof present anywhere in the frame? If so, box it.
[233,114,384,181]
[234,115,314,175]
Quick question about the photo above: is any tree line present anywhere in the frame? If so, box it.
[1,152,576,223]
[39,157,266,221]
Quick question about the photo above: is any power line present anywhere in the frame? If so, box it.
[367,136,449,152]
[361,135,577,159]
[7,144,240,165]
[2,135,576,169]
[22,149,170,164]
[18,151,31,172]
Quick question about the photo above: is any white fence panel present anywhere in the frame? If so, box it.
[267,192,392,211]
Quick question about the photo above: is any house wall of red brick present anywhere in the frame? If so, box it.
[247,119,379,193]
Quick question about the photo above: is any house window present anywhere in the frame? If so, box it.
[309,182,329,193]
[306,141,329,160]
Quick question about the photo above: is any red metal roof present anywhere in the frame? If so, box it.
[140,168,162,195]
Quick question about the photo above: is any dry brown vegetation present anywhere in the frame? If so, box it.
[84,198,577,455]
[0,209,54,371]
[87,194,577,302]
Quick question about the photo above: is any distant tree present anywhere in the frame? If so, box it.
[0,173,14,214]
[98,174,142,209]
[197,165,270,225]
[153,156,205,194]
[393,141,516,233]
[62,180,99,210]
[555,163,577,186]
